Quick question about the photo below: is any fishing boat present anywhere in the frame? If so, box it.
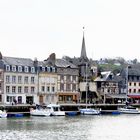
[0,110,7,118]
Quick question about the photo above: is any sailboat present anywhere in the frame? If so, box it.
[118,66,140,114]
[80,63,100,115]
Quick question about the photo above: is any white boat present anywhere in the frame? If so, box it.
[0,110,7,118]
[47,104,65,116]
[118,106,140,114]
[30,104,65,116]
[30,108,51,117]
[80,108,100,115]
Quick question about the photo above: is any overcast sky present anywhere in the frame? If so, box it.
[0,0,140,61]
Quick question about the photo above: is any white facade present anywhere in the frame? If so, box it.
[38,73,58,105]
[4,72,38,104]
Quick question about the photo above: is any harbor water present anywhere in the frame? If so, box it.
[0,115,140,140]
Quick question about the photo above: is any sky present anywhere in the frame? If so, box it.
[0,0,140,61]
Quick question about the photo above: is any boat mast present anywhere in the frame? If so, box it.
[126,65,128,104]
[86,63,88,108]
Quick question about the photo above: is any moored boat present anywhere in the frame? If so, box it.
[47,104,65,116]
[30,104,65,117]
[0,110,7,118]
[118,105,140,114]
[80,108,100,115]
[30,108,51,117]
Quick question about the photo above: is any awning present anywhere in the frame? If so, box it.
[128,94,140,99]
[105,94,127,99]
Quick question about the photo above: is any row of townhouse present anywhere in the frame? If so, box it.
[0,53,80,105]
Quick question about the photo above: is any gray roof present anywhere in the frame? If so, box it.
[55,59,78,68]
[129,68,140,76]
[3,56,34,66]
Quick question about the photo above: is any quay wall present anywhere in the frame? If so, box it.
[0,103,139,116]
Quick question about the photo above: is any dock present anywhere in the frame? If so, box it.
[0,103,139,117]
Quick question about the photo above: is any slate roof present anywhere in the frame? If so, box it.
[55,59,78,68]
[2,56,78,69]
[3,56,34,66]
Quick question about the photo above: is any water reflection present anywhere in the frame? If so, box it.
[0,115,140,140]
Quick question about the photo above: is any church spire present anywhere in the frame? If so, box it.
[80,27,87,60]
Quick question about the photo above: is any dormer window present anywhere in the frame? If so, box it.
[24,66,28,73]
[31,67,35,73]
[18,66,22,72]
[52,67,56,72]
[12,66,16,72]
[6,65,10,71]
[42,67,45,72]
[47,67,50,72]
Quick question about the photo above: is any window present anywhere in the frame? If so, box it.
[6,65,10,71]
[6,86,10,93]
[31,77,35,84]
[31,67,35,73]
[134,89,136,93]
[60,84,64,91]
[52,67,56,72]
[47,86,50,92]
[42,67,45,72]
[24,86,28,93]
[47,67,50,72]
[6,75,10,83]
[31,87,35,93]
[138,89,140,93]
[18,96,22,104]
[18,76,22,84]
[73,75,76,81]
[18,66,22,72]
[24,66,28,72]
[134,83,136,86]
[52,86,55,92]
[67,75,71,81]
[41,86,45,92]
[18,86,22,93]
[72,84,76,91]
[61,75,64,80]
[24,76,28,84]
[129,82,132,86]
[0,83,1,90]
[12,66,16,72]
[66,84,71,91]
[0,72,2,79]
[12,76,16,83]
[12,86,16,93]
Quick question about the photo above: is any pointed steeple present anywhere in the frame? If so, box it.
[80,27,87,60]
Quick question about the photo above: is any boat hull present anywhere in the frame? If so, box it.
[0,110,7,118]
[30,109,51,117]
[80,108,100,115]
[118,107,140,114]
